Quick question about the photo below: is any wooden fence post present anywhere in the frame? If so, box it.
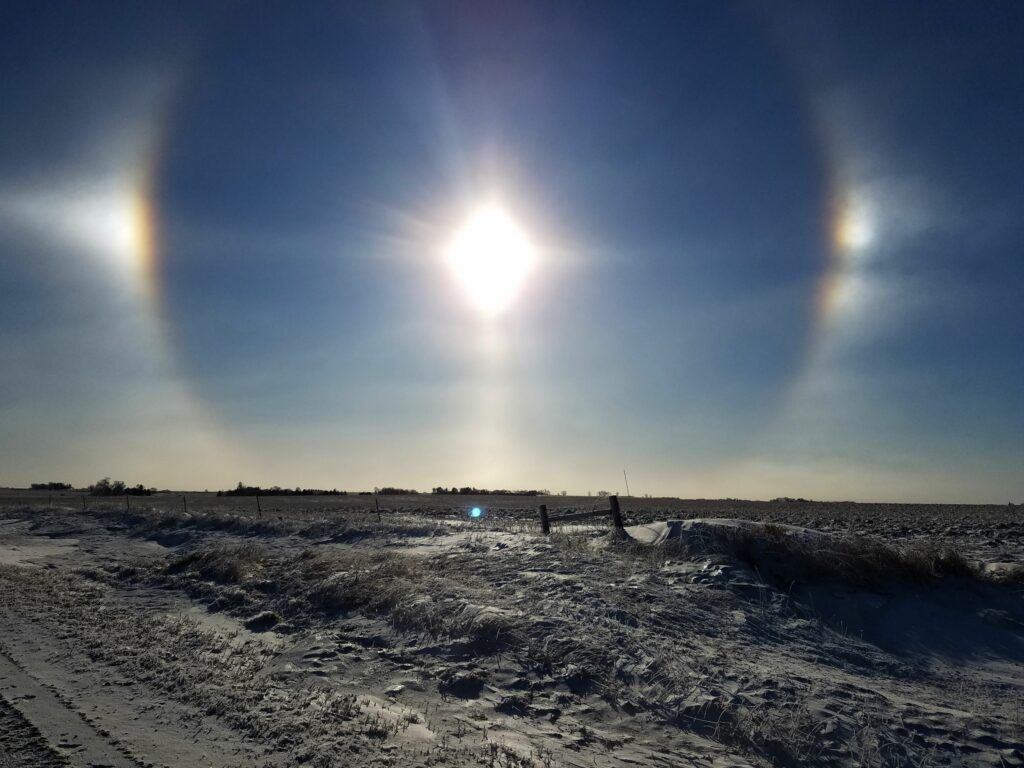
[125,495,130,513]
[608,495,624,530]
[81,495,86,512]
[538,504,550,535]
[182,495,188,515]
[256,493,262,516]
[374,495,382,523]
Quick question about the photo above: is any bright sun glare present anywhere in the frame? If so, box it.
[445,204,537,317]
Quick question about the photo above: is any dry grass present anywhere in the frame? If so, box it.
[158,545,526,650]
[62,502,449,544]
[646,522,982,590]
[166,542,266,584]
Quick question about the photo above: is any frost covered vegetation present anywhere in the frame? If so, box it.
[0,493,1021,767]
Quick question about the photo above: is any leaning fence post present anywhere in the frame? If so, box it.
[182,495,188,515]
[374,495,382,523]
[538,504,550,535]
[256,493,262,517]
[608,495,624,530]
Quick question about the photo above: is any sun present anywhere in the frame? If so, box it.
[444,204,537,317]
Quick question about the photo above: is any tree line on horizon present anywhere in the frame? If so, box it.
[215,485,554,497]
[28,479,153,495]
[430,487,551,496]
[218,482,347,497]
[88,477,154,496]
[28,480,557,498]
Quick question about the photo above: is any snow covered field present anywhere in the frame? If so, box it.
[0,494,1021,766]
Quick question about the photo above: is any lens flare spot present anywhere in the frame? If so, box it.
[469,506,483,518]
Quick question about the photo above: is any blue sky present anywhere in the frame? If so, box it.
[1,1,1021,501]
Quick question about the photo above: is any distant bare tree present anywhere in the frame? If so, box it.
[88,477,152,496]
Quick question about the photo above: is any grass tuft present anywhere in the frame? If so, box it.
[166,542,267,584]
[701,523,980,589]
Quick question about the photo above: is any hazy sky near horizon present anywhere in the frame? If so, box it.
[1,1,1021,502]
